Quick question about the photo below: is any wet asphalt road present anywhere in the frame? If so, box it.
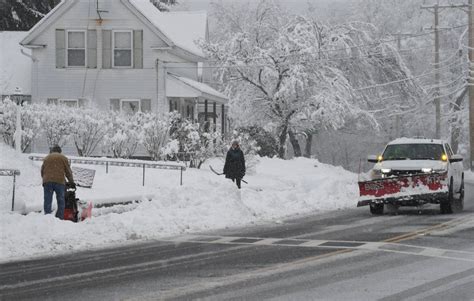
[1,184,473,301]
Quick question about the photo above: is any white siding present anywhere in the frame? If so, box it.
[28,0,213,154]
[30,0,172,113]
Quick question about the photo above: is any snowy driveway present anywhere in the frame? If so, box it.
[1,183,473,300]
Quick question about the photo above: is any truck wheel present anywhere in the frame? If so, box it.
[455,177,464,212]
[440,179,454,214]
[370,203,384,215]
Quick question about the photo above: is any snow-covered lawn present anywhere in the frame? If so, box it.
[0,143,358,262]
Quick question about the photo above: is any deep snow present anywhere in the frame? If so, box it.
[0,143,358,262]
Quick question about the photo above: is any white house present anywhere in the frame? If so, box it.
[19,0,228,137]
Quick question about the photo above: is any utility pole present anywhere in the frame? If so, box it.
[421,2,469,140]
[421,4,441,138]
[469,0,474,170]
[434,6,441,139]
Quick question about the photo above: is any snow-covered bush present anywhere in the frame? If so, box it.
[71,107,110,157]
[165,114,221,168]
[39,105,74,148]
[104,113,141,158]
[0,98,41,152]
[140,112,170,161]
[237,126,278,158]
[0,98,16,148]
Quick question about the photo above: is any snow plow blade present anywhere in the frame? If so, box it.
[358,172,448,207]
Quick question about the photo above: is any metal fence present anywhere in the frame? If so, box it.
[0,169,20,211]
[29,156,186,186]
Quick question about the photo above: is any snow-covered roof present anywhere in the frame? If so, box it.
[0,31,32,95]
[166,73,227,103]
[388,138,445,145]
[20,0,69,46]
[129,0,207,58]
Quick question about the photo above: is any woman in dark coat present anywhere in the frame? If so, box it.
[223,141,246,189]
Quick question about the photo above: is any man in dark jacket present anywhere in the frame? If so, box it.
[223,141,246,189]
[41,145,74,219]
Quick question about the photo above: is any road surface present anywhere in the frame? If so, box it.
[1,184,473,300]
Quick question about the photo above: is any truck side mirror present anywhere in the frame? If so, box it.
[367,155,379,163]
[449,154,463,163]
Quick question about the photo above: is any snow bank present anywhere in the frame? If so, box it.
[466,171,474,184]
[0,143,358,261]
[0,143,42,212]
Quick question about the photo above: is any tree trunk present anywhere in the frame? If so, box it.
[304,132,313,158]
[278,124,288,159]
[288,130,302,157]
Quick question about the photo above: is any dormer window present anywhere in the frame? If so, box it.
[113,30,133,68]
[67,30,86,67]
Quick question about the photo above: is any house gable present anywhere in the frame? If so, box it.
[21,0,206,62]
[20,1,73,47]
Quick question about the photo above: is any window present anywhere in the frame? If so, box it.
[382,144,445,161]
[48,98,87,107]
[59,99,79,108]
[47,98,58,105]
[169,98,179,112]
[110,99,151,114]
[67,30,86,67]
[113,30,133,68]
[121,99,140,114]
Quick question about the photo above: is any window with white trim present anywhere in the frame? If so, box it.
[67,30,86,67]
[113,30,133,68]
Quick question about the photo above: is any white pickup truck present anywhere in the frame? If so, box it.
[358,138,465,215]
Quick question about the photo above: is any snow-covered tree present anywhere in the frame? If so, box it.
[0,98,41,152]
[202,0,422,159]
[71,107,110,157]
[0,0,60,31]
[356,0,468,153]
[39,105,73,148]
[104,113,142,158]
[140,112,169,160]
[236,126,278,157]
[165,115,221,168]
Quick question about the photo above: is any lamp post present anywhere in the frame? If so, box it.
[13,87,22,153]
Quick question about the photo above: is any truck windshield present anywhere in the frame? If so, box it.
[382,144,445,161]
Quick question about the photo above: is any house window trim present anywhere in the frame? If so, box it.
[120,98,141,114]
[112,30,134,69]
[66,29,87,68]
[59,98,79,108]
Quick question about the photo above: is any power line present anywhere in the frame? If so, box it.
[353,61,465,91]
[163,46,463,69]
[175,23,469,66]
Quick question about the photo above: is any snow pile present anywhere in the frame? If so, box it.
[0,143,42,212]
[0,144,358,261]
[466,171,474,185]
